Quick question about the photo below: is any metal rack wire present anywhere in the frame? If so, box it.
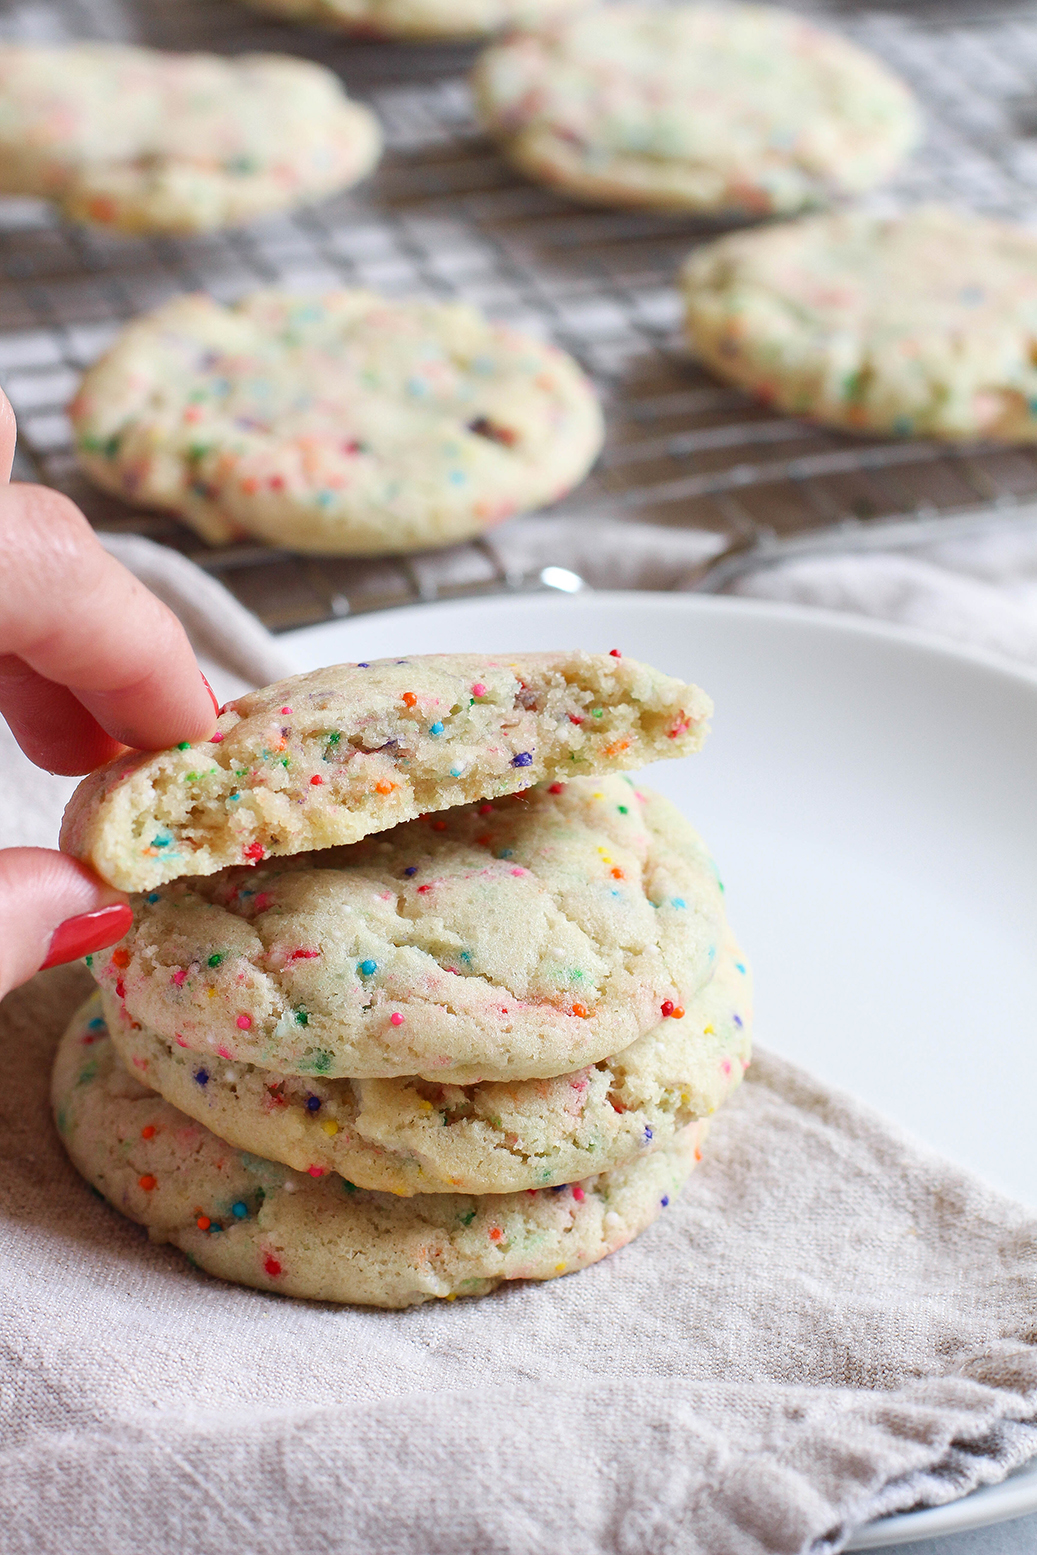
[5,0,1037,627]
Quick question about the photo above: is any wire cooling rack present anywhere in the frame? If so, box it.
[5,0,1037,626]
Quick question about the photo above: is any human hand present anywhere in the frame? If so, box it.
[0,388,217,998]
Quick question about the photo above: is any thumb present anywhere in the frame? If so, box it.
[0,848,132,1000]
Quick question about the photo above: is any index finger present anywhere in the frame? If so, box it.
[0,482,217,754]
[0,389,16,483]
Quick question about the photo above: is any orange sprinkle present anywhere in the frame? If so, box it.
[375,781,394,795]
[610,867,624,880]
[196,1215,211,1230]
[604,739,631,758]
[572,1003,588,1019]
[111,947,130,969]
[488,1227,503,1242]
[138,1175,157,1192]
[140,1125,156,1140]
[672,1006,685,1019]
[402,692,417,707]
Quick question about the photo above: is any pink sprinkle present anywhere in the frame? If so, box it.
[572,1184,585,1203]
[390,1013,405,1027]
[175,1034,188,1048]
[281,706,293,715]
[131,1057,147,1070]
[721,1059,732,1076]
[288,948,320,961]
[236,1015,252,1031]
[171,969,187,987]
[308,1165,325,1177]
[417,884,432,894]
[211,732,224,743]
[472,682,487,696]
[217,1046,234,1060]
[510,867,525,877]
[252,893,272,913]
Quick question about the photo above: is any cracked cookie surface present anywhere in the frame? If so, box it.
[103,932,749,1193]
[53,996,704,1308]
[60,652,711,893]
[89,778,726,1084]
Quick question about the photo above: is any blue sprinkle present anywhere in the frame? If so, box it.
[448,470,466,485]
[449,766,462,778]
[610,890,621,898]
[87,1017,105,1031]
[497,849,514,859]
[208,1222,223,1233]
[460,951,471,963]
[735,962,746,975]
[147,893,161,904]
[511,752,533,767]
[357,662,370,668]
[644,1126,653,1142]
[231,1201,248,1218]
[429,722,445,736]
[151,835,170,849]
[734,1014,743,1028]
[404,866,418,877]
[358,959,378,976]
[551,1184,566,1193]
[306,1095,322,1112]
[195,1069,210,1087]
[660,1196,669,1208]
[671,898,686,909]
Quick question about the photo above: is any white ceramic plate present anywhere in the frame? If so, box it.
[281,591,1037,1551]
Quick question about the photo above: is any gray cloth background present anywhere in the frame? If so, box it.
[1,530,1036,1555]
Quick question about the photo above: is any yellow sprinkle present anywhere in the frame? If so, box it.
[206,987,217,999]
[703,1024,714,1035]
[554,1262,567,1273]
[592,791,603,799]
[445,1293,457,1301]
[416,1098,434,1113]
[321,1119,339,1136]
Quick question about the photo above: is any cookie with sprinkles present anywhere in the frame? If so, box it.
[473,4,920,216]
[90,777,726,1085]
[682,206,1037,440]
[102,932,750,1193]
[53,996,705,1307]
[241,0,590,43]
[69,289,603,551]
[0,45,380,235]
[60,651,711,894]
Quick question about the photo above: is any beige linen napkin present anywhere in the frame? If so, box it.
[0,533,1034,1555]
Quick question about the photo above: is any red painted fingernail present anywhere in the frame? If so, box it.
[41,903,134,970]
[200,673,219,716]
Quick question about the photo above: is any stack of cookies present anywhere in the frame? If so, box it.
[52,651,752,1308]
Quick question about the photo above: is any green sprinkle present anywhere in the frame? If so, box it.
[207,954,223,969]
[309,1048,331,1072]
[84,955,93,967]
[342,1180,357,1193]
[591,709,603,718]
[618,805,628,814]
[295,1009,309,1026]
[177,741,191,751]
[326,732,341,744]
[77,1062,98,1087]
[460,1210,476,1226]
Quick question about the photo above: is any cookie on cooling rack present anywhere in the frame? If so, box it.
[682,205,1037,440]
[240,0,590,40]
[69,290,604,552]
[100,931,750,1194]
[53,995,706,1308]
[0,45,380,235]
[87,776,726,1085]
[473,3,920,216]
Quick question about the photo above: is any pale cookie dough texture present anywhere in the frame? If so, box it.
[69,290,604,552]
[53,997,705,1307]
[682,205,1037,441]
[241,0,589,42]
[0,45,380,235]
[102,933,750,1194]
[91,777,726,1084]
[60,652,711,893]
[473,4,920,216]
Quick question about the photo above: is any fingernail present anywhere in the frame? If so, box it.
[41,903,134,970]
[200,673,219,716]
